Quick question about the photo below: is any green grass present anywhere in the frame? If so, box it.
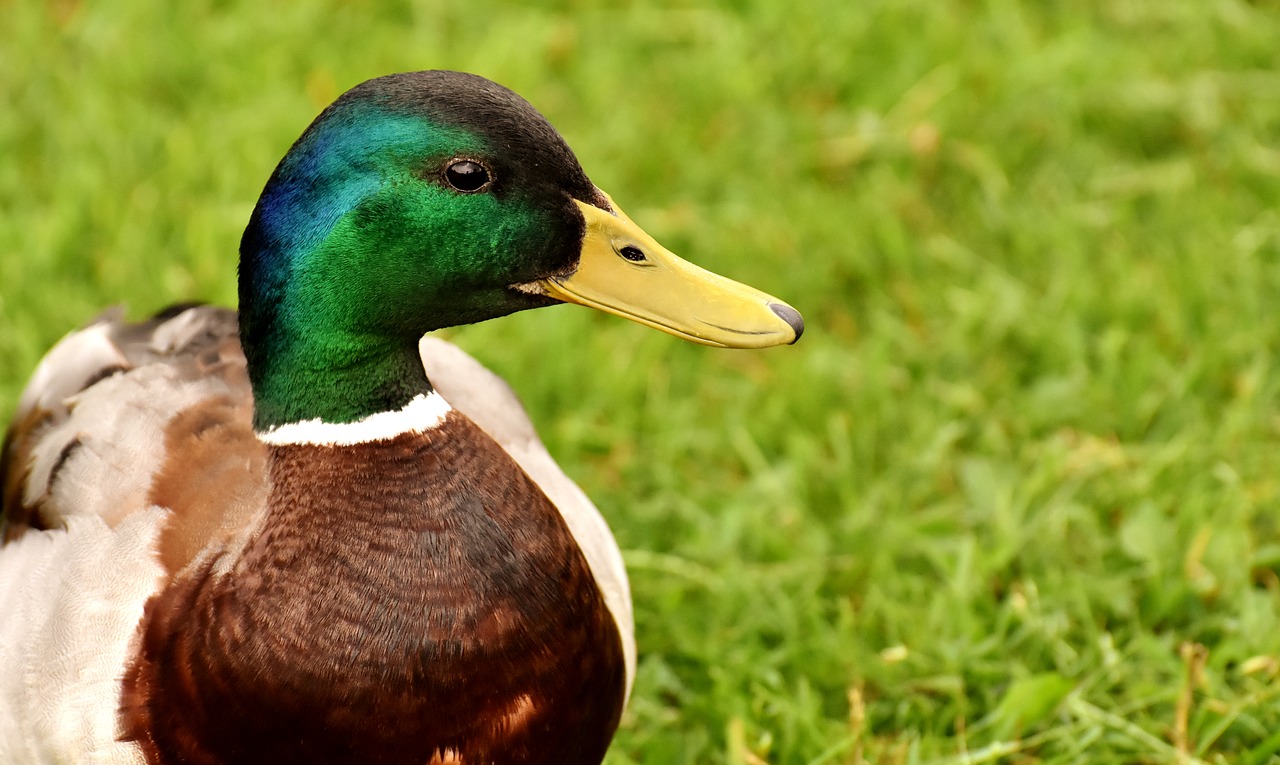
[3,0,1280,762]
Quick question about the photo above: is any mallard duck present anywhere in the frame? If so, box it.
[0,70,802,764]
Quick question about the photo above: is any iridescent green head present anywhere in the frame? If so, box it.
[239,71,801,429]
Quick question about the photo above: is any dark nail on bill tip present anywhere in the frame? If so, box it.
[768,303,804,343]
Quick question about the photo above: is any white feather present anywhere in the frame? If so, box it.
[14,321,128,422]
[0,509,164,765]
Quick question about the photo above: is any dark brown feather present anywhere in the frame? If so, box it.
[122,413,625,765]
[0,405,50,541]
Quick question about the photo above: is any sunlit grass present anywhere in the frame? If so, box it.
[3,1,1280,762]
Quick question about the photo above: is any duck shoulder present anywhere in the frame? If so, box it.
[1,305,264,574]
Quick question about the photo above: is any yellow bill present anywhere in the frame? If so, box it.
[538,194,804,349]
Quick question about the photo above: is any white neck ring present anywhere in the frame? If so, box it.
[257,391,453,447]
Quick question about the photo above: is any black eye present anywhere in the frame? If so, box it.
[619,246,647,262]
[444,160,491,192]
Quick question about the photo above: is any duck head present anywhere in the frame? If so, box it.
[239,70,802,428]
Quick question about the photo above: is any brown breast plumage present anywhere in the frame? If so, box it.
[120,413,626,765]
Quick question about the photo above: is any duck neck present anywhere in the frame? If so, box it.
[238,198,438,431]
[245,331,432,430]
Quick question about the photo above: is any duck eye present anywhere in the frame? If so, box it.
[444,160,491,193]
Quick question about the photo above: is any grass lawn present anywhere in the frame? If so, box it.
[3,0,1280,762]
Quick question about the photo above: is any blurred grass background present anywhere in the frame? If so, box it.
[3,0,1280,762]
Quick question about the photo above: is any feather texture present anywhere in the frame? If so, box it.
[0,307,634,763]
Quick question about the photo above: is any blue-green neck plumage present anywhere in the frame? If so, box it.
[238,104,546,430]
